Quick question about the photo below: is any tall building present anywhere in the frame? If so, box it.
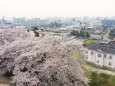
[25,18,40,27]
[0,16,13,26]
[13,17,25,26]
[102,20,115,27]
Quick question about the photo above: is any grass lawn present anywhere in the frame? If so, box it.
[83,39,98,47]
[69,50,82,60]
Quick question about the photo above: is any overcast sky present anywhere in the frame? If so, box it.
[0,0,115,18]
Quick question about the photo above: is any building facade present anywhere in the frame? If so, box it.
[85,40,115,69]
[13,17,25,26]
[25,18,40,27]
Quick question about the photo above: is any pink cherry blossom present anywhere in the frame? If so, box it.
[0,28,89,86]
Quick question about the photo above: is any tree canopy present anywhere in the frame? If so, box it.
[70,30,90,38]
[0,29,88,86]
[109,29,115,37]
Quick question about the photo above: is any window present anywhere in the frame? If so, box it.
[85,57,88,59]
[109,55,112,59]
[91,52,93,55]
[104,54,106,58]
[98,54,101,57]
[108,62,111,66]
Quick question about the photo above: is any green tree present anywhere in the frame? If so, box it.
[32,27,39,37]
[27,30,29,32]
[109,29,115,37]
[91,72,97,80]
[86,32,90,38]
[89,72,110,86]
[79,30,85,37]
[71,30,76,36]
[33,27,39,31]
[90,72,98,86]
[75,31,79,37]
[34,31,39,37]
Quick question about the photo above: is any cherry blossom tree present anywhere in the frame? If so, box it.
[0,29,89,86]
[90,35,102,40]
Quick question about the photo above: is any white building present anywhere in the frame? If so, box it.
[13,17,25,26]
[85,40,115,69]
[25,18,40,27]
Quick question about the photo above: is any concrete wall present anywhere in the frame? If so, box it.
[85,49,115,69]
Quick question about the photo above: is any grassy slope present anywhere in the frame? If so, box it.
[85,71,115,86]
[69,50,82,60]
[81,64,115,86]
[83,39,98,46]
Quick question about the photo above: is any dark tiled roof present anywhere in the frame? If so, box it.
[86,41,115,54]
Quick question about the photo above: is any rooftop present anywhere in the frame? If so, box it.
[86,40,115,54]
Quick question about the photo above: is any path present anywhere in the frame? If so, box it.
[0,74,11,86]
[82,64,115,76]
[0,83,9,86]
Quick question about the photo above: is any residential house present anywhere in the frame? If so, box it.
[85,40,115,69]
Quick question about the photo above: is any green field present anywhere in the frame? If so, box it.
[83,39,98,47]
[69,50,82,60]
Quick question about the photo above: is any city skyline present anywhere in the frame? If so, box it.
[0,0,115,18]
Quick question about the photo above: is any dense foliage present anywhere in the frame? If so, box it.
[0,29,88,86]
[39,22,62,28]
[87,72,115,86]
[109,29,115,37]
[83,39,98,47]
[32,27,39,37]
[32,27,39,31]
[71,30,90,38]
[34,31,39,37]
